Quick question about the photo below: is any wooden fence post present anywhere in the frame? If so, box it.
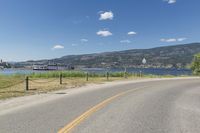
[124,71,127,79]
[106,72,109,81]
[25,76,29,91]
[60,73,62,84]
[86,72,89,81]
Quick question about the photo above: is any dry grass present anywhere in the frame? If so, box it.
[0,73,182,100]
[0,77,124,100]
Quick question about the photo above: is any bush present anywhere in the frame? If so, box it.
[191,53,200,75]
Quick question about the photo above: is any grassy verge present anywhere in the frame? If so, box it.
[0,71,189,100]
[0,76,122,100]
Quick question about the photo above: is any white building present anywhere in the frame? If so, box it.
[33,64,48,70]
[33,64,71,70]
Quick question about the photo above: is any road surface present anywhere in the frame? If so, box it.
[0,78,200,133]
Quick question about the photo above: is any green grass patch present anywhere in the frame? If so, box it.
[29,71,87,78]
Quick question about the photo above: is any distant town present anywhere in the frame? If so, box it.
[0,59,11,69]
[0,59,74,70]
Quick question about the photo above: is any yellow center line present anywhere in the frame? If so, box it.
[58,87,144,133]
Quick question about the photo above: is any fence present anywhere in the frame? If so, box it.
[0,71,146,98]
[24,71,146,91]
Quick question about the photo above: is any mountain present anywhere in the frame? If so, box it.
[18,43,200,68]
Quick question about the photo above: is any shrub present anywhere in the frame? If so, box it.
[191,53,200,75]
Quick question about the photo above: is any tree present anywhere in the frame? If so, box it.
[191,53,200,75]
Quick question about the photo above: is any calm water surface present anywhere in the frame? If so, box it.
[0,68,192,76]
[83,68,192,76]
[0,69,45,75]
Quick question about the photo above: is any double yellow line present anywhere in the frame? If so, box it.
[58,88,142,133]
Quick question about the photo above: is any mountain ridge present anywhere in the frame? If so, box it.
[18,42,200,68]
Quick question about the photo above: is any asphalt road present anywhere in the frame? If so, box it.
[0,78,200,133]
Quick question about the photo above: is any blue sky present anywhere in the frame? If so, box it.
[0,0,200,61]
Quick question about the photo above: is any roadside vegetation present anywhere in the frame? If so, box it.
[191,53,200,75]
[0,71,189,100]
[29,71,134,78]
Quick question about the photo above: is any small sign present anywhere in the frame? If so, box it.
[142,58,147,64]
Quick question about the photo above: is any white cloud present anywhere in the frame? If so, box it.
[81,39,88,42]
[164,0,176,4]
[160,37,187,42]
[120,40,131,44]
[52,45,64,50]
[99,11,114,20]
[128,31,137,35]
[177,38,187,42]
[96,30,113,37]
[160,38,177,42]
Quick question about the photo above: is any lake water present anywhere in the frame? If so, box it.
[0,68,192,76]
[82,68,192,76]
[0,69,46,75]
